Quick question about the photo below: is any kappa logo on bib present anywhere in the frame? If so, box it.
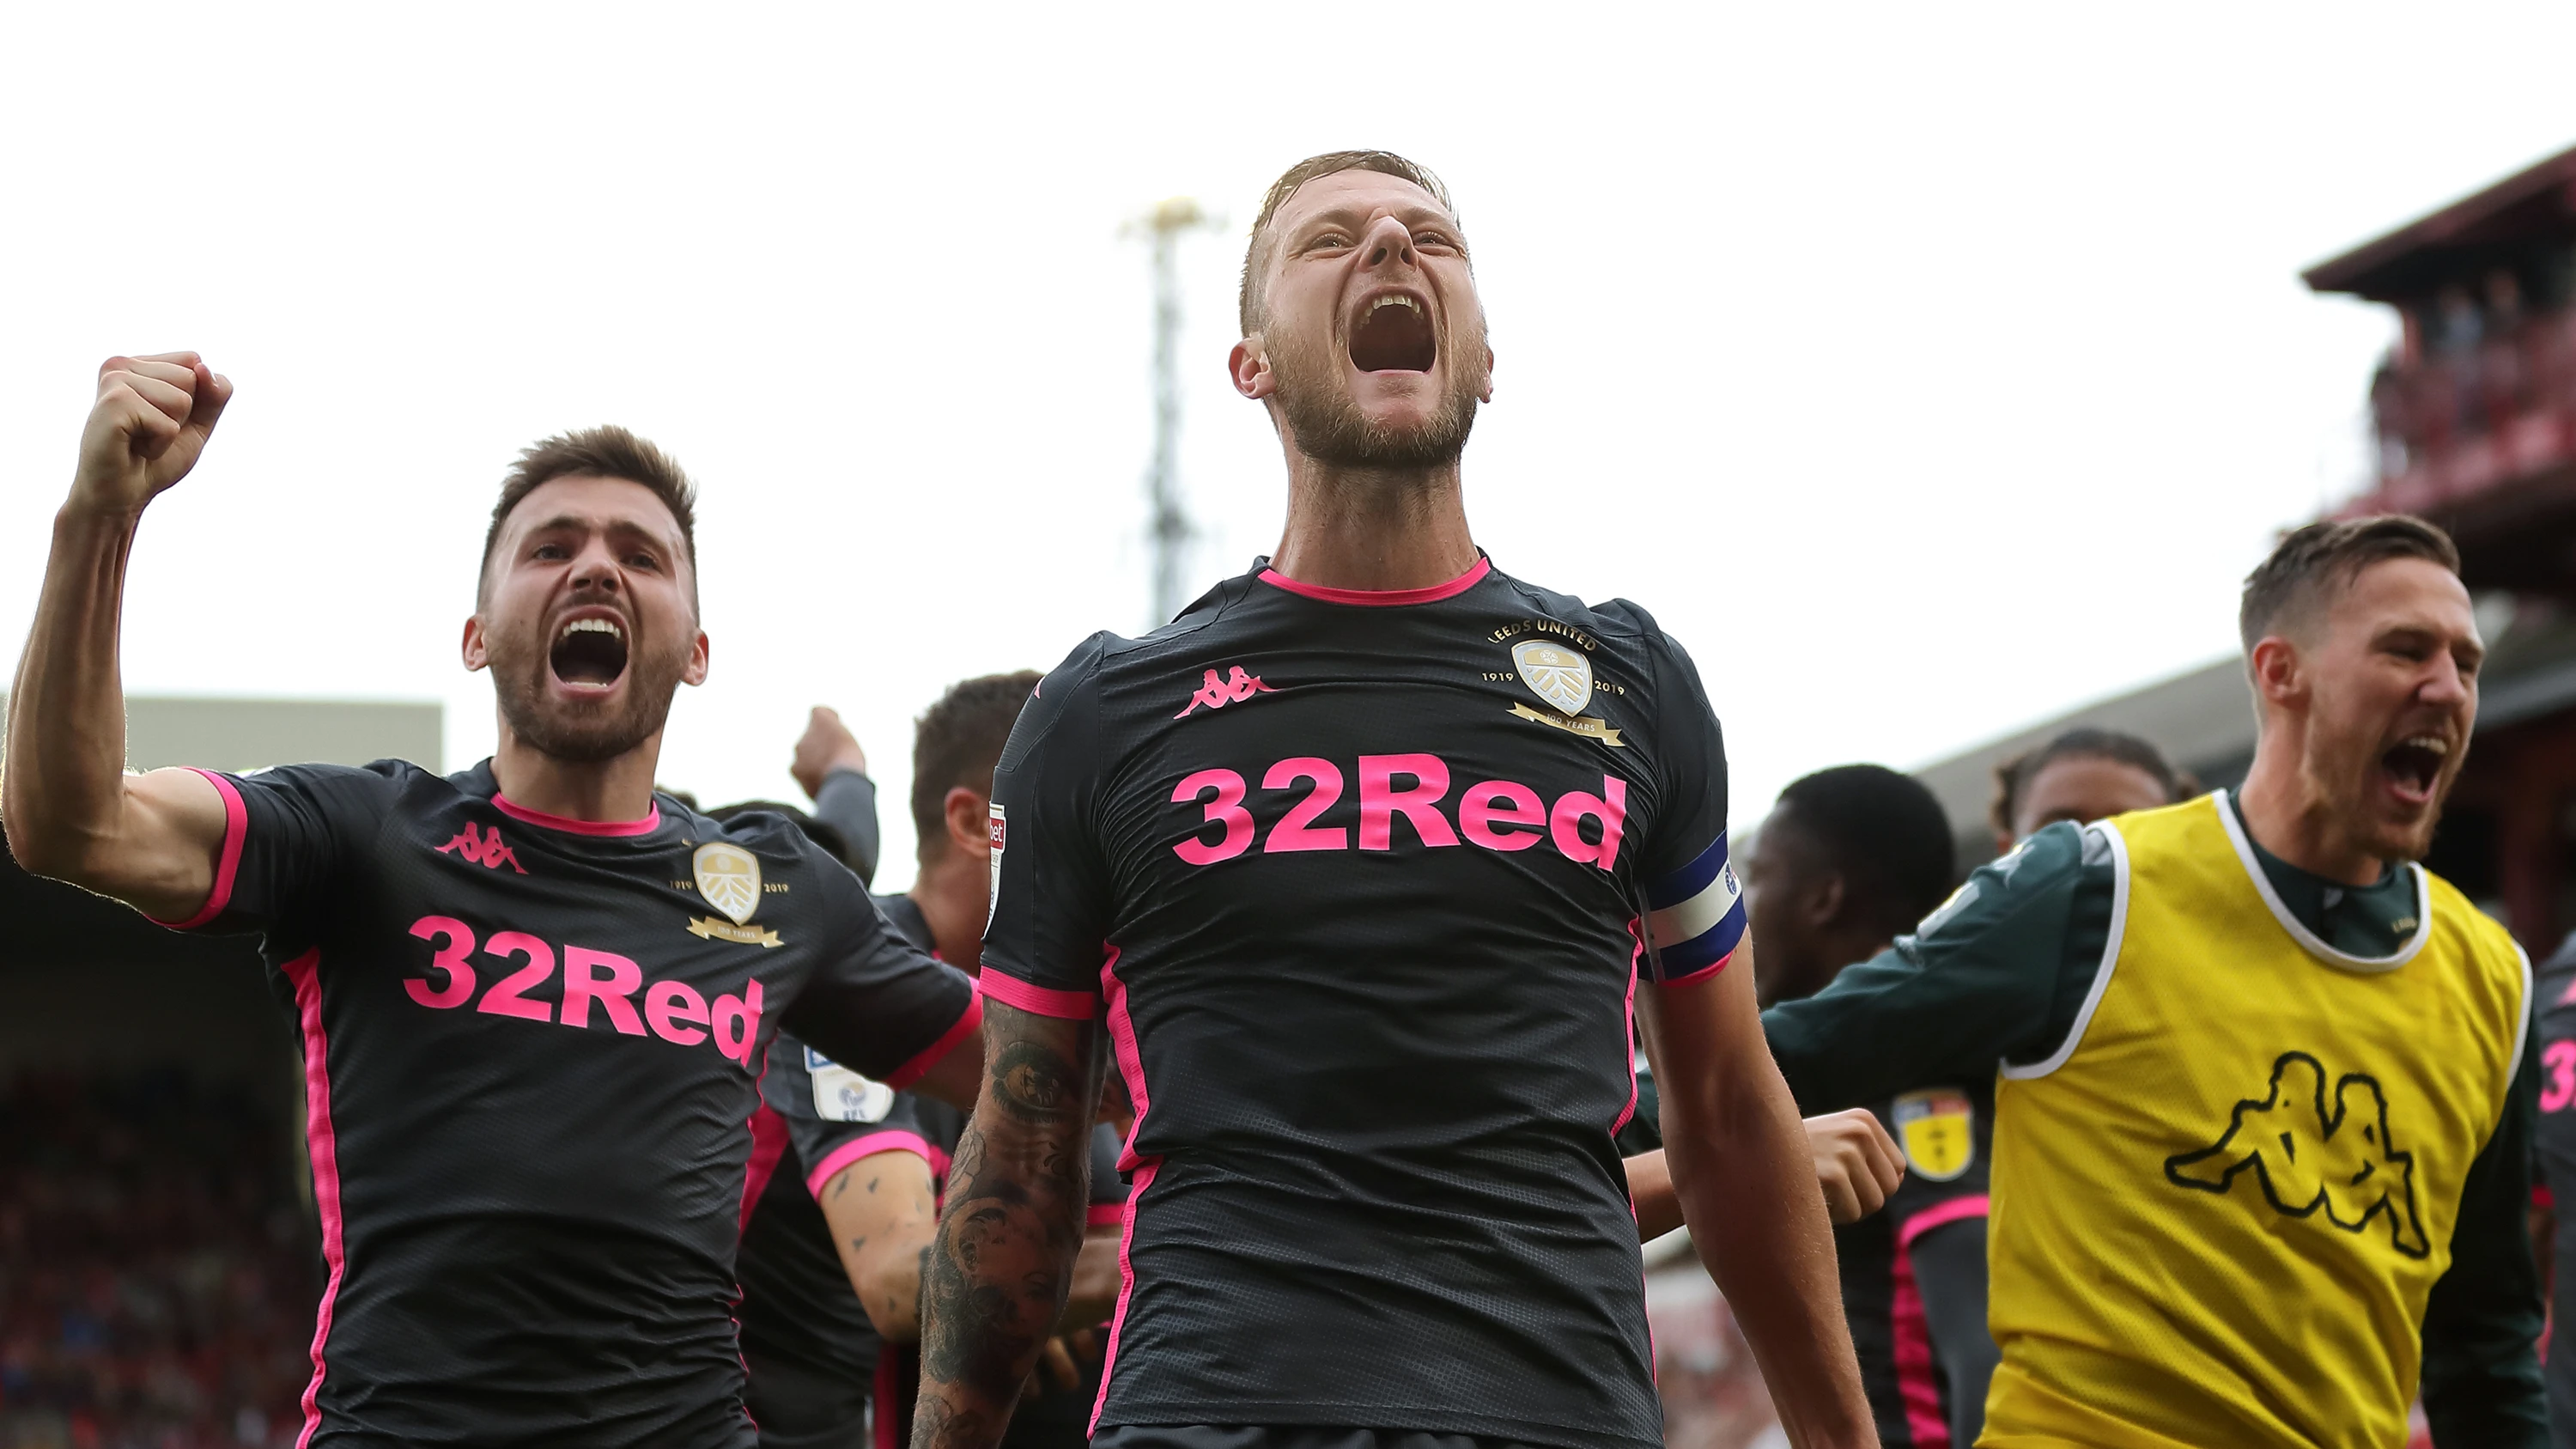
[1892,1088,1976,1180]
[689,843,783,947]
[2165,1050,2429,1258]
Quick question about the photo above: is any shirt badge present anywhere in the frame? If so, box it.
[805,1047,895,1123]
[689,842,783,947]
[1503,638,1625,746]
[1891,1088,1977,1181]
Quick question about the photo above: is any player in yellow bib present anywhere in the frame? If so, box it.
[1765,515,2543,1446]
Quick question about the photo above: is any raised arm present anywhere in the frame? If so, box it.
[4,355,234,922]
[1643,941,1875,1448]
[912,1001,1109,1448]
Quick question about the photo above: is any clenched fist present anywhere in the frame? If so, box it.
[790,706,869,800]
[71,352,232,516]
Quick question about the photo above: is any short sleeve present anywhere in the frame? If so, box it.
[762,1034,956,1198]
[1634,630,1743,986]
[781,840,978,1089]
[159,762,404,935]
[979,638,1115,1019]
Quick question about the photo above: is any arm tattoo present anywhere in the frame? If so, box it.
[911,1001,1107,1449]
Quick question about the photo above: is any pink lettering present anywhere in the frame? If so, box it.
[1460,782,1546,851]
[1261,758,1347,852]
[1549,776,1628,870]
[2544,1040,2576,1114]
[405,916,479,1008]
[476,931,556,1021]
[1171,769,1255,865]
[713,977,766,1064]
[1358,754,1459,851]
[562,947,647,1035]
[647,979,711,1046]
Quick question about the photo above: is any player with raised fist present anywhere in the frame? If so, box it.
[3,356,986,1448]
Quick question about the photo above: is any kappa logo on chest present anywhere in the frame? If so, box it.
[2164,1050,2429,1258]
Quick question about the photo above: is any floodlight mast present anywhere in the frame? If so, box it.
[1133,198,1219,628]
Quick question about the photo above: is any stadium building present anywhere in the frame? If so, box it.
[1915,142,2576,953]
[1,696,439,1449]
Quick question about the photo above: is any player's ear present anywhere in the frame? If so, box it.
[946,787,989,859]
[682,630,710,689]
[1230,338,1274,401]
[1807,873,1846,929]
[2250,636,2303,712]
[1479,338,1495,404]
[461,615,489,673]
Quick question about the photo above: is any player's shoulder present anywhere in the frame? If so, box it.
[1005,577,1267,760]
[1486,570,1707,691]
[690,800,848,881]
[1911,820,2095,946]
[1484,568,1658,643]
[227,757,444,820]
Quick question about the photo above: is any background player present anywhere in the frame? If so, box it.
[2,356,985,1447]
[913,152,1875,1449]
[2532,928,2576,1443]
[1765,517,2544,1445]
[792,704,883,883]
[737,675,1128,1449]
[1742,765,1990,1448]
[1987,726,2190,855]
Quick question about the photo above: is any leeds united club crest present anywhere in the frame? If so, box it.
[1505,637,1624,746]
[690,842,782,947]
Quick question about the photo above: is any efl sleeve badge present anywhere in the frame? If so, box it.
[1892,1088,1977,1181]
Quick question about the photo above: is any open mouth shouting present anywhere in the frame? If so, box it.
[2379,732,2451,808]
[550,611,630,694]
[1349,290,1436,373]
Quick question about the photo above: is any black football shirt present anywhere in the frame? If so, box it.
[1838,1081,1996,1448]
[982,556,1746,1449]
[2533,932,2576,1441]
[159,759,978,1447]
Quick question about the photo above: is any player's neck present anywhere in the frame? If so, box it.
[2233,746,2388,888]
[1268,457,1478,593]
[909,849,987,970]
[489,723,665,825]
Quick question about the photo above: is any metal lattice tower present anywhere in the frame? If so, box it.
[1133,198,1218,627]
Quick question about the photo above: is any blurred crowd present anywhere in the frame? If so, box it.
[2372,253,2576,478]
[0,1073,318,1449]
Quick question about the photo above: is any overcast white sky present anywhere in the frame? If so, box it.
[5,4,2573,887]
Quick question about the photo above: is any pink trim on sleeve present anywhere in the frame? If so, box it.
[491,793,661,837]
[153,769,248,929]
[977,969,1099,1020]
[1650,943,1737,991]
[805,1131,950,1198]
[1257,554,1491,606]
[882,994,984,1091]
[1897,1192,1990,1249]
[1887,1193,1989,1447]
[282,950,343,1449]
[1090,943,1154,1435]
[1086,1202,1127,1229]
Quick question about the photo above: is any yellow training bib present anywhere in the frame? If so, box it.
[1983,795,2527,1448]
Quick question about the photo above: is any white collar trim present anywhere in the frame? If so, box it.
[2213,788,2429,973]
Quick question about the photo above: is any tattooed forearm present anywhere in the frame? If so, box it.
[911,1000,1108,1449]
